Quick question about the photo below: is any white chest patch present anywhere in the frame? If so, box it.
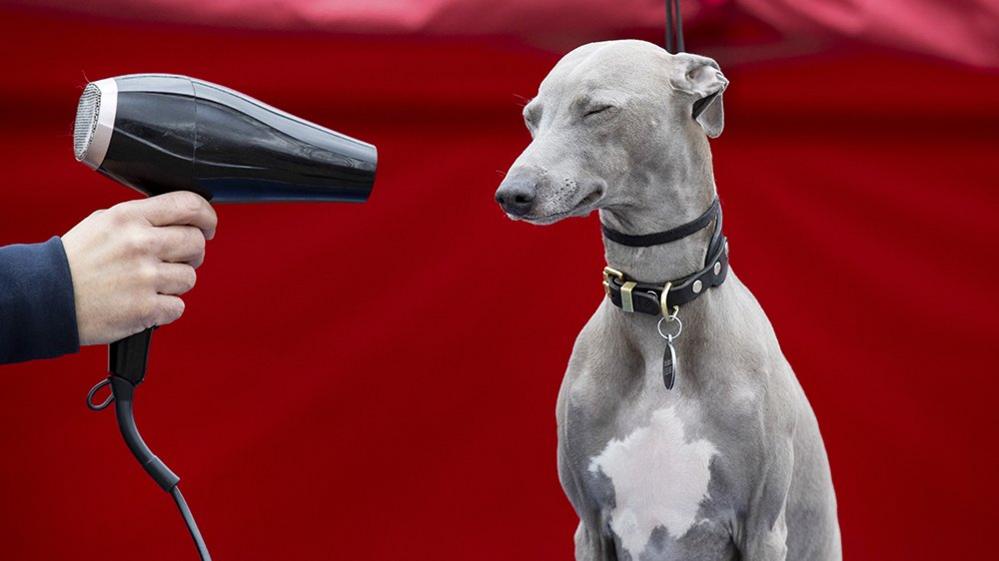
[588,406,718,559]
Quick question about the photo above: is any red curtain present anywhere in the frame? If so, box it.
[0,2,996,560]
[5,0,997,66]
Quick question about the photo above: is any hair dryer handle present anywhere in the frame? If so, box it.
[104,326,181,492]
[109,327,155,386]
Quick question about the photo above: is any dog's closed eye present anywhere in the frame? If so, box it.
[583,105,616,119]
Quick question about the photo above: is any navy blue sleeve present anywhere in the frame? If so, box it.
[0,237,80,364]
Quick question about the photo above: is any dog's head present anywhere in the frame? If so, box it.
[496,40,727,224]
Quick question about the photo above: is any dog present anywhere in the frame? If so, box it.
[495,40,841,561]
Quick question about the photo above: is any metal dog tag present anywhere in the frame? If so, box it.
[662,341,677,390]
[657,312,683,391]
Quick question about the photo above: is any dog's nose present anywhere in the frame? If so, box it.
[495,178,537,217]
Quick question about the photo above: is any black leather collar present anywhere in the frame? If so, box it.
[601,198,728,316]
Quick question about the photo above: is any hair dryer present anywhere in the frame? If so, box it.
[75,73,377,561]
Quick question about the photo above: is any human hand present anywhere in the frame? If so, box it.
[61,191,218,345]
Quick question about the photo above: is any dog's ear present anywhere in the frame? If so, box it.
[669,53,728,138]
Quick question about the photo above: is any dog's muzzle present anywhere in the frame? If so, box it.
[495,176,537,217]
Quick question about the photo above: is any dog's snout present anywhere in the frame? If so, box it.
[496,178,537,217]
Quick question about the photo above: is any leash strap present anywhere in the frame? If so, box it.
[665,0,685,54]
[601,198,719,248]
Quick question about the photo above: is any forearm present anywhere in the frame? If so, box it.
[0,237,80,364]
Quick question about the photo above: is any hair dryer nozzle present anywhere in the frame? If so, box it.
[74,80,117,169]
[74,74,376,203]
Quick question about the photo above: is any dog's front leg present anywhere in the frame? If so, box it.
[560,449,619,561]
[574,522,619,561]
[736,439,793,561]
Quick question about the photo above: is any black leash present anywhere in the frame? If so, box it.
[602,198,719,247]
[665,0,685,54]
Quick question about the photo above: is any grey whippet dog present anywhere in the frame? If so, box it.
[495,40,840,561]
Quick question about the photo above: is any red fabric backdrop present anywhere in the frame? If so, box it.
[0,3,997,560]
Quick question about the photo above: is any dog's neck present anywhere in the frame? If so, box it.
[599,212,714,284]
[599,159,718,284]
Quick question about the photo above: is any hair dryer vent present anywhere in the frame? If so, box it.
[73,83,101,160]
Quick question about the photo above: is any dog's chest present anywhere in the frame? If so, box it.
[561,371,730,559]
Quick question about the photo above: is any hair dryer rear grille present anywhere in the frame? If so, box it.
[73,84,101,161]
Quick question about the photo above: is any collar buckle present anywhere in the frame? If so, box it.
[602,266,624,297]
